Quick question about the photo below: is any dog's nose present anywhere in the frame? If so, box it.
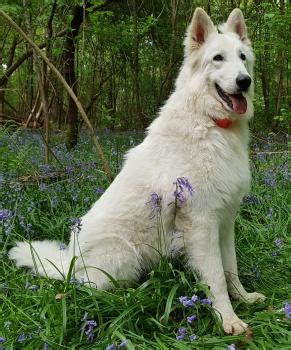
[236,74,251,91]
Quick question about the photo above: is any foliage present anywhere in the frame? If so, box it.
[0,126,289,349]
[0,0,289,136]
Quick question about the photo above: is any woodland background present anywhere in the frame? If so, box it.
[0,0,289,149]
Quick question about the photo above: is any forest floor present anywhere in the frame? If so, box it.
[0,126,289,349]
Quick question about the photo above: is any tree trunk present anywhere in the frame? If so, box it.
[63,4,85,149]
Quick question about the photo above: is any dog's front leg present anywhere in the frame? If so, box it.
[176,211,247,335]
[220,214,266,303]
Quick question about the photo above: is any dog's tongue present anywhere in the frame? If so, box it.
[229,94,247,114]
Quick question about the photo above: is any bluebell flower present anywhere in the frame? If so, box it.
[264,170,276,188]
[251,265,260,279]
[242,193,259,205]
[95,187,104,195]
[106,344,118,350]
[228,344,236,350]
[59,243,66,251]
[183,299,194,307]
[176,334,185,341]
[82,314,97,342]
[39,183,49,191]
[189,334,197,341]
[274,238,283,248]
[284,302,291,319]
[177,327,187,335]
[173,177,194,206]
[187,315,197,323]
[119,339,128,348]
[43,342,49,350]
[179,296,188,303]
[0,209,9,221]
[18,333,26,342]
[70,217,82,235]
[191,295,199,302]
[146,192,162,216]
[200,298,212,305]
[257,152,266,162]
[0,338,5,344]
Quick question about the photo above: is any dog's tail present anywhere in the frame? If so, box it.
[9,240,71,279]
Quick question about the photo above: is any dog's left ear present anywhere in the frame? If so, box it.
[225,8,251,45]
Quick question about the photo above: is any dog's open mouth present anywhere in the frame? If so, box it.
[215,83,247,115]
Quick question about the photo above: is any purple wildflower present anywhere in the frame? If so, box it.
[95,187,105,194]
[274,238,283,248]
[176,334,185,341]
[173,177,194,206]
[251,265,260,279]
[200,298,212,305]
[183,299,194,307]
[191,295,199,302]
[271,251,278,257]
[228,344,236,350]
[179,296,188,303]
[43,342,49,350]
[39,183,49,191]
[242,193,259,205]
[70,217,82,235]
[146,192,162,216]
[189,334,197,341]
[30,285,39,292]
[82,314,97,342]
[177,327,187,335]
[284,302,291,319]
[264,170,276,188]
[106,344,118,350]
[187,315,197,323]
[0,209,9,221]
[257,152,266,162]
[59,243,66,251]
[0,338,5,344]
[119,339,128,348]
[25,282,38,291]
[18,333,26,342]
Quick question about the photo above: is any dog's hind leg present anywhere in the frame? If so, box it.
[220,214,266,303]
[73,236,142,289]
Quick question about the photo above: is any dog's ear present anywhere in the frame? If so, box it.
[185,8,216,54]
[225,8,250,45]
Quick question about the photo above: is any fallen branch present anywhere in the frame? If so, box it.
[0,10,113,182]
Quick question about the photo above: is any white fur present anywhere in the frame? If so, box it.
[9,8,265,335]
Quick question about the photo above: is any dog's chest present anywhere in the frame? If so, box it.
[187,128,251,206]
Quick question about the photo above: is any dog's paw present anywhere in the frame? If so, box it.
[223,316,248,335]
[243,292,266,304]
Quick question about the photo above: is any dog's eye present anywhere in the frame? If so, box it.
[240,53,246,60]
[213,54,223,61]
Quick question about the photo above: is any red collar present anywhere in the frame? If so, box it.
[213,118,233,128]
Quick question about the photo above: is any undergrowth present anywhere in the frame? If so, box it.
[0,125,289,349]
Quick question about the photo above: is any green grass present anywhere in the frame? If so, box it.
[0,126,289,349]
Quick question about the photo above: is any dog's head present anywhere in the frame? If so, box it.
[177,8,254,120]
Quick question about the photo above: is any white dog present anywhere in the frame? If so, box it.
[10,8,266,335]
